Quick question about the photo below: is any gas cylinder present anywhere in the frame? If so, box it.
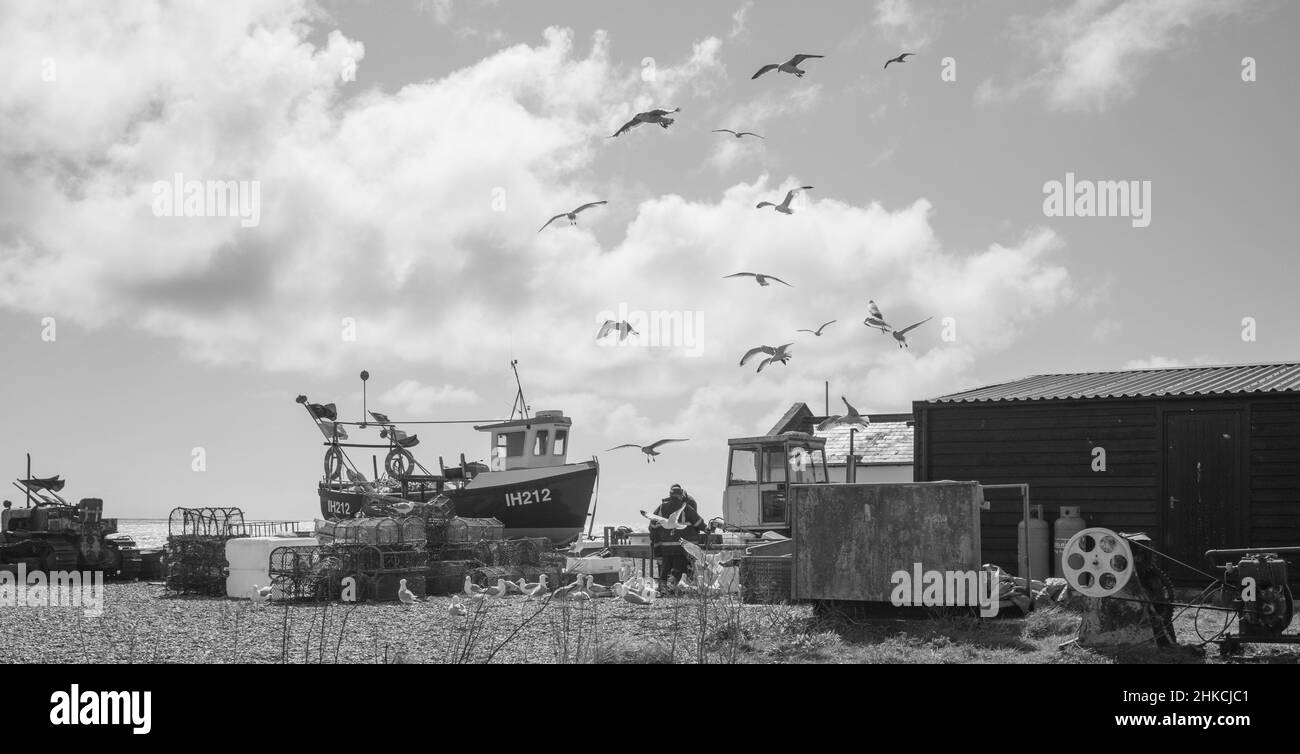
[1053,506,1087,577]
[1017,504,1050,582]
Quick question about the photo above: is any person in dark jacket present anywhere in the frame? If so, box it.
[650,484,707,584]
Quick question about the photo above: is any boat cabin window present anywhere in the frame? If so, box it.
[790,446,827,483]
[533,429,549,456]
[763,448,787,484]
[553,430,567,455]
[497,431,525,458]
[728,448,759,485]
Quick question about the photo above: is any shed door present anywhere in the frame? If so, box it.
[1163,411,1242,567]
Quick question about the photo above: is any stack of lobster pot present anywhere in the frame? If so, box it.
[330,516,429,601]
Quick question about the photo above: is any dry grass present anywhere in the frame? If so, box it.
[2,582,1297,664]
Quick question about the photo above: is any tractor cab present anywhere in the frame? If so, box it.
[723,432,828,534]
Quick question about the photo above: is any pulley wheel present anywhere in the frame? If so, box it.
[1060,527,1134,598]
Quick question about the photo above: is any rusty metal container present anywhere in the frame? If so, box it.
[791,482,984,602]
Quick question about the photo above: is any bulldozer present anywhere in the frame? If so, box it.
[1,458,141,578]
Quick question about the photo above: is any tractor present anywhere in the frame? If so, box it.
[1,464,141,578]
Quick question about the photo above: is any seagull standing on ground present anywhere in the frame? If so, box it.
[724,272,792,287]
[398,579,417,605]
[712,129,764,139]
[756,186,814,214]
[539,201,607,232]
[752,54,825,79]
[250,584,272,604]
[609,108,680,138]
[597,320,639,341]
[797,320,837,336]
[607,439,689,463]
[891,317,934,348]
[884,53,916,69]
[739,343,793,373]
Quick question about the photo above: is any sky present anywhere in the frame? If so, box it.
[0,0,1296,524]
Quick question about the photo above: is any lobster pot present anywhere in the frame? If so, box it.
[314,518,338,544]
[340,544,429,575]
[445,517,504,543]
[431,542,479,562]
[509,537,552,566]
[413,495,455,524]
[165,536,238,595]
[424,559,481,594]
[334,517,426,547]
[169,507,245,538]
[473,538,551,567]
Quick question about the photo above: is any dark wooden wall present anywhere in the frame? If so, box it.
[913,395,1300,583]
[1250,399,1300,548]
[913,399,1161,572]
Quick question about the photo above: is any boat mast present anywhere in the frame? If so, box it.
[509,360,530,421]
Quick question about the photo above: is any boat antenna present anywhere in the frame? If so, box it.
[509,360,530,421]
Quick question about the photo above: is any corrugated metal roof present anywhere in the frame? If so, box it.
[925,363,1300,403]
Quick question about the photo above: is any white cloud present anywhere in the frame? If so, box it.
[706,86,822,171]
[1122,355,1216,370]
[984,0,1247,112]
[729,2,754,40]
[376,380,479,415]
[874,0,935,50]
[0,2,1077,516]
[417,0,455,25]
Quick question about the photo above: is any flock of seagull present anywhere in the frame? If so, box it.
[569,49,930,464]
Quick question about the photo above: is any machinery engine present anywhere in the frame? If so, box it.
[1223,553,1294,636]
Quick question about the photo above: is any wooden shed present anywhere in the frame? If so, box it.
[912,363,1300,584]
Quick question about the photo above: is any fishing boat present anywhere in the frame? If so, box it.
[301,364,598,544]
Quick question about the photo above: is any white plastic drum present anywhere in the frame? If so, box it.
[1059,527,1134,598]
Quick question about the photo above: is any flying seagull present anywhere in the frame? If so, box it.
[891,316,934,348]
[819,396,871,430]
[712,129,764,139]
[756,186,813,214]
[752,54,825,79]
[797,320,837,336]
[641,507,688,531]
[739,343,793,373]
[539,201,607,232]
[863,299,892,332]
[597,320,639,341]
[884,53,915,69]
[606,439,689,463]
[609,107,680,138]
[724,272,792,287]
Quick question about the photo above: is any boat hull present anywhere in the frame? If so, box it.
[318,460,597,543]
